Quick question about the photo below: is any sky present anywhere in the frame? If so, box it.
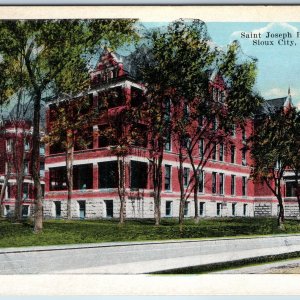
[143,21,300,109]
[207,22,300,108]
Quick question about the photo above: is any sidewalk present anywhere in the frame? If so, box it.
[1,234,300,274]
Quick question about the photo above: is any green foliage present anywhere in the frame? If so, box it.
[0,19,138,100]
[219,41,263,123]
[250,106,298,183]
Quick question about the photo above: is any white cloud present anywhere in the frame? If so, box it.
[264,87,300,98]
[263,87,288,98]
[263,87,300,108]
[231,22,299,41]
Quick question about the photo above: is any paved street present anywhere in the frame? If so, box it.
[1,234,300,274]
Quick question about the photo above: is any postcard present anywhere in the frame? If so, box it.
[0,5,300,296]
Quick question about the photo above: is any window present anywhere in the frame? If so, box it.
[131,87,144,107]
[73,164,93,190]
[78,201,86,219]
[183,168,189,187]
[98,161,118,189]
[217,90,222,102]
[232,203,236,216]
[242,148,247,166]
[24,140,30,152]
[184,104,189,120]
[6,139,13,152]
[212,172,217,194]
[219,143,224,161]
[98,125,118,148]
[104,200,114,218]
[131,161,148,189]
[89,93,94,106]
[41,184,45,198]
[220,91,225,103]
[212,116,218,131]
[54,201,61,218]
[242,176,247,196]
[213,88,217,101]
[131,124,148,148]
[22,205,29,217]
[23,183,29,199]
[74,127,93,151]
[165,131,171,151]
[7,183,11,199]
[107,86,125,108]
[219,173,224,195]
[230,145,235,163]
[24,161,29,175]
[184,201,189,216]
[231,124,236,137]
[50,141,65,154]
[40,162,45,177]
[165,165,171,191]
[217,203,222,216]
[231,175,236,196]
[286,182,297,197]
[166,201,173,217]
[198,115,203,128]
[199,139,204,158]
[211,143,217,160]
[198,170,204,193]
[164,99,171,122]
[50,167,67,191]
[181,136,190,149]
[4,205,10,217]
[199,202,205,216]
[242,129,246,143]
[243,204,248,216]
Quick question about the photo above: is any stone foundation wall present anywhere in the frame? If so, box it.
[18,198,299,220]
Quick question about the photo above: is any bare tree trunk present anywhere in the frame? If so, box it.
[66,141,74,220]
[118,156,126,224]
[277,198,285,229]
[15,170,23,222]
[178,152,185,227]
[193,175,199,223]
[277,179,285,229]
[153,149,163,226]
[32,91,43,233]
[14,143,26,222]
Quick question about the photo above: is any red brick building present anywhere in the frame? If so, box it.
[43,49,298,219]
[0,120,45,218]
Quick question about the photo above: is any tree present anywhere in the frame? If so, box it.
[279,107,300,215]
[136,20,262,225]
[250,105,296,228]
[136,19,215,225]
[44,95,96,219]
[0,53,27,220]
[98,87,146,224]
[0,19,138,232]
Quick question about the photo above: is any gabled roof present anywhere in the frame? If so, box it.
[261,91,293,115]
[266,97,287,109]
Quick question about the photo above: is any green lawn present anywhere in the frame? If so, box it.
[1,217,300,248]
